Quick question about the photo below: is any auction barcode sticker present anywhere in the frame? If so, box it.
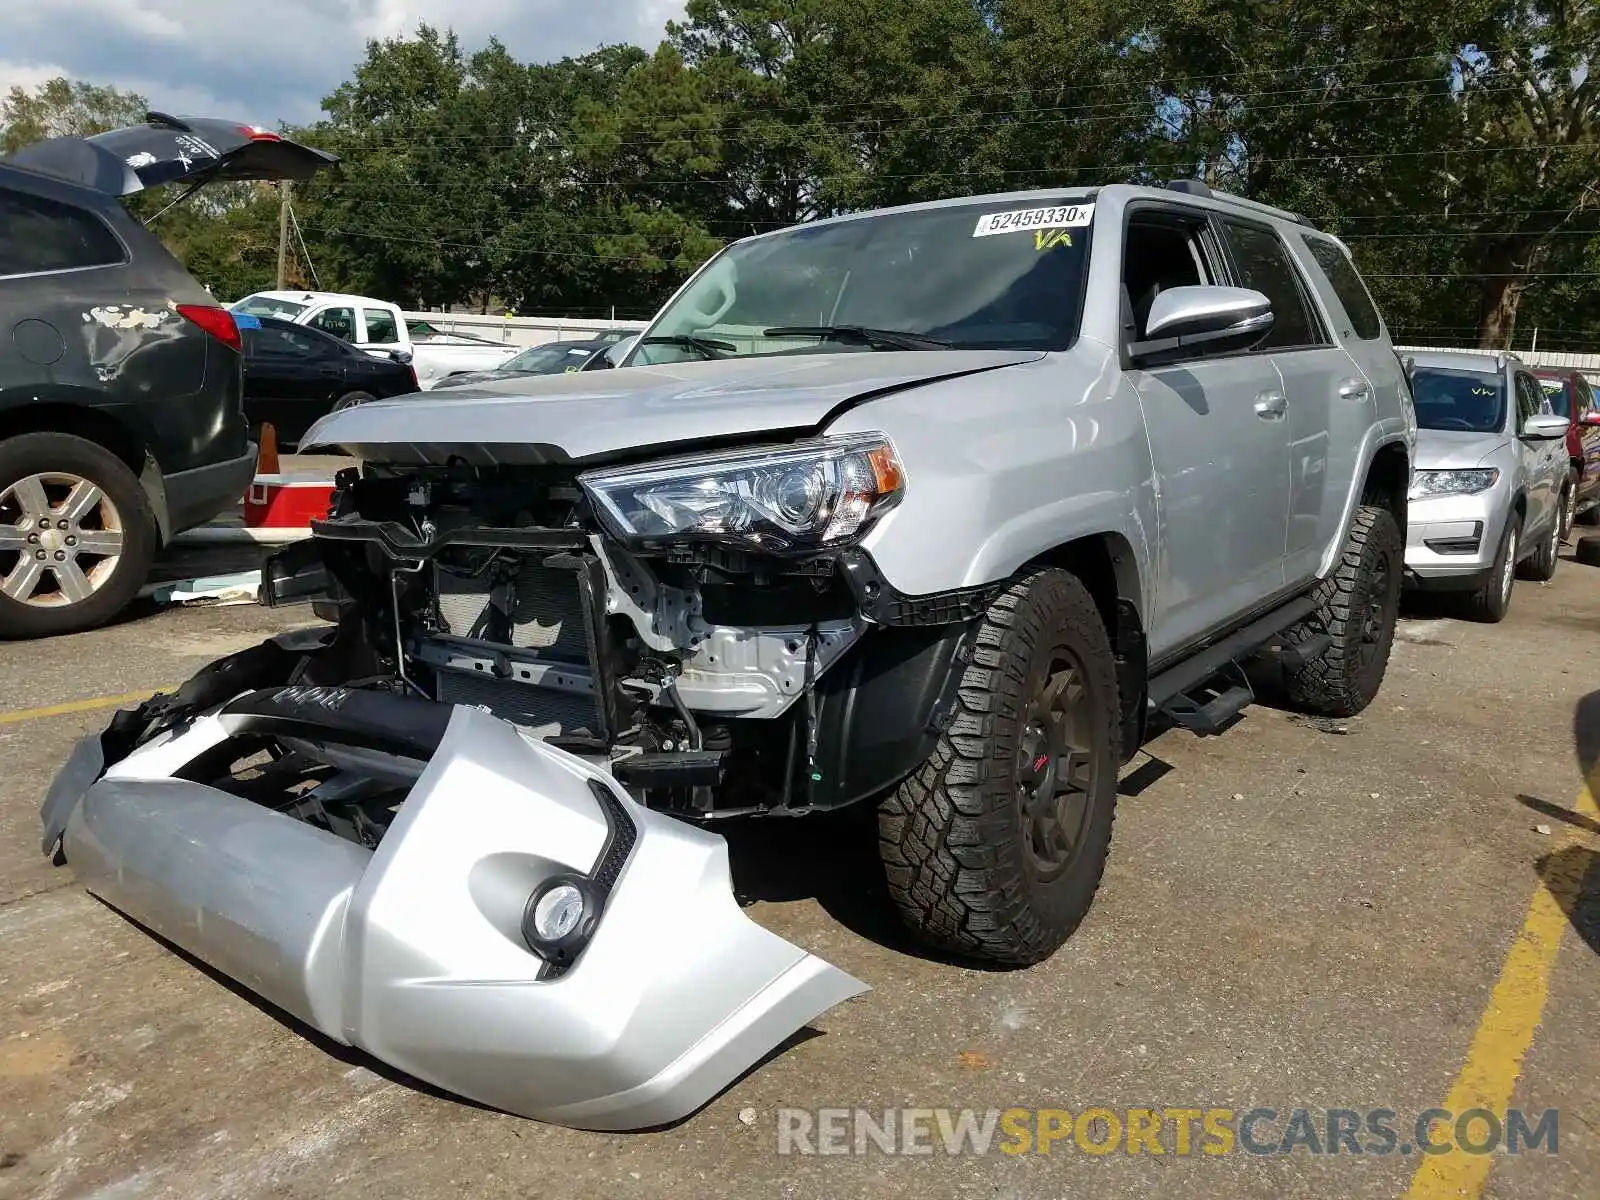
[972,203,1095,238]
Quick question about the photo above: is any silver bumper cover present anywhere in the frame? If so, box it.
[45,693,867,1131]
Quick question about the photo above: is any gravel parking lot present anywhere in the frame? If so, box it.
[1,546,1596,1200]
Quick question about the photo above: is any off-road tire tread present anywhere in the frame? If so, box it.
[1282,504,1402,718]
[877,568,1119,967]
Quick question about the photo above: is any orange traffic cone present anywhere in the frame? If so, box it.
[257,422,280,474]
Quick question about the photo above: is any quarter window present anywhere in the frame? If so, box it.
[1301,235,1384,340]
[363,308,400,344]
[1221,220,1323,350]
[0,188,125,277]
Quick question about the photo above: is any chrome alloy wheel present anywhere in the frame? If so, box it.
[0,473,125,608]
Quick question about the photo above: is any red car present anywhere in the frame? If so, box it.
[1534,368,1600,538]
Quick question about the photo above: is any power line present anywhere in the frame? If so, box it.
[296,38,1597,149]
[319,73,1527,157]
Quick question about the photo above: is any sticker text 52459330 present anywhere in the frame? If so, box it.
[973,203,1095,238]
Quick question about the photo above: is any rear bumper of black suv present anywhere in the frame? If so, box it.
[161,442,257,536]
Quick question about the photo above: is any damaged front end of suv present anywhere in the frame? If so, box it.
[36,359,1032,1129]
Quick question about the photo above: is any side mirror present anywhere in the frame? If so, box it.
[1521,413,1570,440]
[1129,286,1274,367]
[1581,410,1600,427]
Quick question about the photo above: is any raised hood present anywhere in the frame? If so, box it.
[302,348,1043,465]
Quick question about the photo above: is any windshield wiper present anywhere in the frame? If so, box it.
[637,334,736,358]
[763,325,953,351]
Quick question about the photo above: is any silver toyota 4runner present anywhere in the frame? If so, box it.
[40,181,1415,1129]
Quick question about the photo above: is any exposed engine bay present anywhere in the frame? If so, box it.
[240,448,985,847]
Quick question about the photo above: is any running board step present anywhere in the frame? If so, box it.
[1274,633,1331,669]
[1160,684,1255,735]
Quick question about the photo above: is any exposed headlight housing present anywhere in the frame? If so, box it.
[1408,468,1501,500]
[579,434,906,554]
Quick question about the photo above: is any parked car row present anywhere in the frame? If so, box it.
[2,111,1596,658]
[1400,349,1600,621]
[229,289,522,387]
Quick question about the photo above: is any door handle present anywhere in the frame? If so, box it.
[1254,390,1288,419]
[1337,377,1372,402]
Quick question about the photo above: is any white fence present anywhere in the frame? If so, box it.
[404,311,648,349]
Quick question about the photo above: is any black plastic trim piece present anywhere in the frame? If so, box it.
[837,549,1003,626]
[309,515,587,560]
[611,750,729,789]
[216,685,452,762]
[1147,594,1318,707]
[532,777,639,980]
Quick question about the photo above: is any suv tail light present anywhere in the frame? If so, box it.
[177,304,242,353]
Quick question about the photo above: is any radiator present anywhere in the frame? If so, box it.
[432,557,601,737]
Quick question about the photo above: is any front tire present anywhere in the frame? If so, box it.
[1281,504,1403,718]
[877,568,1121,967]
[0,433,157,639]
[1522,502,1562,583]
[1463,513,1519,623]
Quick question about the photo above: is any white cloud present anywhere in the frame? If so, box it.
[0,0,676,127]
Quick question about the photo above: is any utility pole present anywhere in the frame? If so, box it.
[276,180,292,289]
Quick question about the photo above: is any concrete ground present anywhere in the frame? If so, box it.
[1,544,1597,1199]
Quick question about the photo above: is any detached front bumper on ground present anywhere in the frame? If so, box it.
[38,629,867,1132]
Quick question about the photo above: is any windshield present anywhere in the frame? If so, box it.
[1410,367,1507,434]
[631,197,1095,365]
[503,344,599,373]
[1537,376,1573,418]
[232,295,309,320]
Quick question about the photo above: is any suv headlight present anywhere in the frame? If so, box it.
[580,434,905,554]
[1408,468,1501,500]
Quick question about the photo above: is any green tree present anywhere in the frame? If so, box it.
[0,77,148,153]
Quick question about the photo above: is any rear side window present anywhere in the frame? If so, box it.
[363,308,400,345]
[0,188,125,278]
[1536,376,1572,418]
[308,306,357,342]
[1220,220,1322,349]
[1302,235,1383,340]
[246,325,324,358]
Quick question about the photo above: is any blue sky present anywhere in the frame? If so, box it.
[0,0,678,128]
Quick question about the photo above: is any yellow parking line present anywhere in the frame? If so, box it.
[1405,781,1600,1199]
[0,688,171,727]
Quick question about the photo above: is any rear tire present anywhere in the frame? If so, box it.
[0,433,157,639]
[1281,504,1403,718]
[877,568,1120,967]
[1560,473,1579,542]
[1462,513,1519,623]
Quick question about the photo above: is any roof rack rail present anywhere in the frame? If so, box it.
[1156,180,1314,228]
